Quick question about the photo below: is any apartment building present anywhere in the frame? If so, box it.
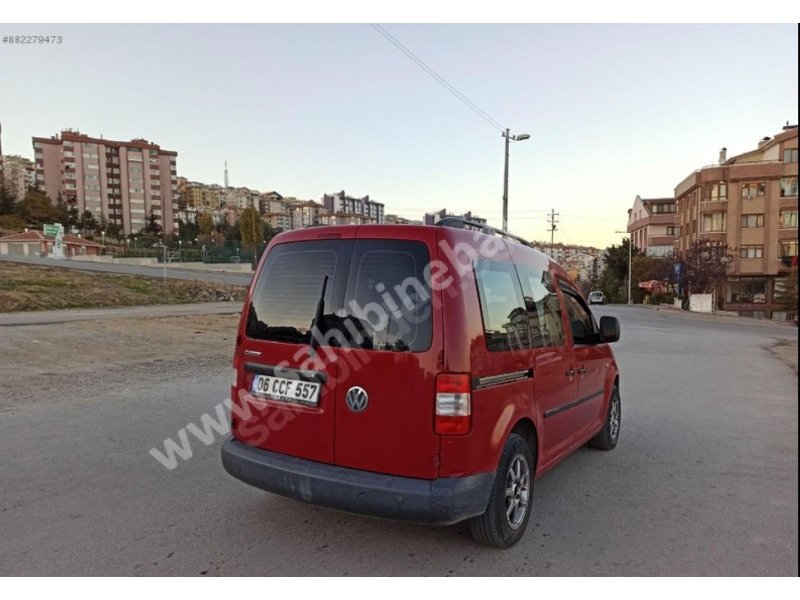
[1,154,35,200]
[179,179,221,211]
[32,130,179,235]
[674,124,798,319]
[384,214,423,225]
[423,209,487,226]
[530,241,602,281]
[322,190,384,224]
[287,199,324,228]
[626,195,678,256]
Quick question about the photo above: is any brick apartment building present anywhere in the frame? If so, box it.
[674,124,798,320]
[626,195,678,257]
[32,130,179,235]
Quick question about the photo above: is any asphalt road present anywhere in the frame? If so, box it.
[0,254,253,286]
[0,306,796,575]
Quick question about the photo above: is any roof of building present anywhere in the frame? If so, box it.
[32,131,177,156]
[0,230,104,247]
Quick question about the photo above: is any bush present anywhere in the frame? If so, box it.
[0,214,26,232]
[650,293,675,305]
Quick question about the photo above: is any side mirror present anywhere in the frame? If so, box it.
[599,316,620,343]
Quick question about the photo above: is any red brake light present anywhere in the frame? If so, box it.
[435,373,471,435]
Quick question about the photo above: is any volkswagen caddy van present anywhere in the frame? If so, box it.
[222,217,621,548]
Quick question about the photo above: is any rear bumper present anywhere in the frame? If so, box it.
[221,437,495,525]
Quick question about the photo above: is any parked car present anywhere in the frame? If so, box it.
[222,219,622,548]
[588,290,605,305]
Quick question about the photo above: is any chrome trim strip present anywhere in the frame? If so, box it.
[472,369,533,390]
[543,389,604,419]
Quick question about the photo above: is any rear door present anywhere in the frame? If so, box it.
[332,230,442,479]
[235,234,355,464]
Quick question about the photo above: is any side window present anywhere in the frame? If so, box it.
[474,259,530,351]
[516,264,566,347]
[561,286,597,345]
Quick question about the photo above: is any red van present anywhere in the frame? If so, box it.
[222,217,622,548]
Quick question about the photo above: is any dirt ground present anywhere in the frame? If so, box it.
[0,262,245,312]
[0,313,239,409]
[769,338,799,374]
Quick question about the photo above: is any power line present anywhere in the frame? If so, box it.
[369,23,505,133]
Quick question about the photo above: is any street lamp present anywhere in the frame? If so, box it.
[178,239,182,263]
[502,129,531,232]
[615,224,633,306]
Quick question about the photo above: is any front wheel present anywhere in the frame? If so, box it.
[589,384,621,450]
[468,433,534,548]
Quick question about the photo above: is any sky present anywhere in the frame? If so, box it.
[0,23,797,248]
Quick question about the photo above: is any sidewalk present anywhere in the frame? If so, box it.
[0,301,243,327]
[632,302,799,330]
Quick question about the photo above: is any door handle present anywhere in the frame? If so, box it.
[577,367,587,375]
[565,368,576,377]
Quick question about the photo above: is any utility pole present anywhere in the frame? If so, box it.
[547,209,559,257]
[502,129,510,232]
[501,129,530,232]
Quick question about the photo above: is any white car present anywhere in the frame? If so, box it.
[588,291,605,305]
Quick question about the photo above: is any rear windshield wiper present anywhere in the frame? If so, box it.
[309,274,329,353]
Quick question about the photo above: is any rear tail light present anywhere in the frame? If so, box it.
[435,373,471,435]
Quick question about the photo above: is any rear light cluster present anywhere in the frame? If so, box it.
[435,373,471,435]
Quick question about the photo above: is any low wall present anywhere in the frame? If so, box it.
[68,255,114,263]
[163,262,253,273]
[689,293,713,313]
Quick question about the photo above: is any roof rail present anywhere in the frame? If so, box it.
[434,216,532,247]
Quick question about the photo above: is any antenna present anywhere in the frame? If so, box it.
[547,209,560,257]
[224,161,229,189]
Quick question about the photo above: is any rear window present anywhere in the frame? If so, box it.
[246,240,346,345]
[246,239,432,352]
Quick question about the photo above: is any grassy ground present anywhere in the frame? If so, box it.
[0,262,246,312]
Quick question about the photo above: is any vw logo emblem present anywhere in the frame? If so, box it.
[345,386,368,413]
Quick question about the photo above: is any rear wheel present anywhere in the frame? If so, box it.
[468,433,534,548]
[589,384,620,450]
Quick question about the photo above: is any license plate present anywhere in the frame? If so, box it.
[250,374,321,406]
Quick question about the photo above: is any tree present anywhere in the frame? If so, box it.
[141,209,162,235]
[16,188,59,228]
[0,184,17,215]
[177,219,199,243]
[80,209,99,235]
[239,207,264,249]
[774,266,798,321]
[197,212,214,235]
[598,238,642,303]
[679,240,733,295]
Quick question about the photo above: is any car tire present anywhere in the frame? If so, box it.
[468,433,534,548]
[588,384,620,450]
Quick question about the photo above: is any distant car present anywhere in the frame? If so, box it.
[588,291,605,305]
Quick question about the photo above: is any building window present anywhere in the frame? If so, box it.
[702,212,727,232]
[780,177,798,197]
[779,240,799,257]
[784,148,798,163]
[651,203,676,214]
[705,182,727,202]
[779,209,798,229]
[741,214,764,228]
[726,277,767,303]
[739,245,763,259]
[741,182,766,199]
